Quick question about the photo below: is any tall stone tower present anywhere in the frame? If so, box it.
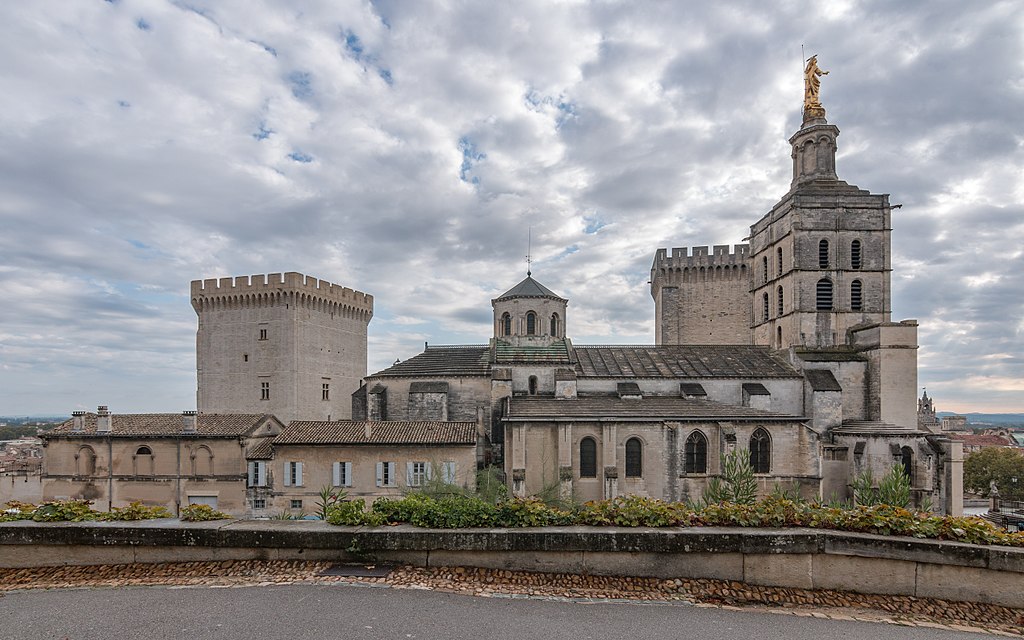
[191,272,373,423]
[748,109,893,350]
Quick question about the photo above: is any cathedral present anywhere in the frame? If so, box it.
[349,75,964,514]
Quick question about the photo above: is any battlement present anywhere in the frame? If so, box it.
[652,244,750,271]
[190,272,373,319]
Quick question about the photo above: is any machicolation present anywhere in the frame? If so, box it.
[190,272,373,321]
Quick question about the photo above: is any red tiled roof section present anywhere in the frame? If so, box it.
[275,421,477,445]
[949,434,1013,447]
[46,413,268,437]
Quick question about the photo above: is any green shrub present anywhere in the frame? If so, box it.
[315,486,348,521]
[1,501,37,522]
[852,467,877,506]
[495,497,574,527]
[579,495,693,527]
[32,499,97,522]
[702,449,757,505]
[408,495,498,528]
[179,504,230,522]
[878,465,911,508]
[371,493,434,523]
[100,501,172,521]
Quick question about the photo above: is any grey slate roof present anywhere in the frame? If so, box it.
[370,345,491,377]
[493,276,566,302]
[805,369,843,392]
[573,345,801,379]
[506,395,800,421]
[275,421,477,445]
[46,413,269,438]
[494,339,572,364]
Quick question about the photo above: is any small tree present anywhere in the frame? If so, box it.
[703,448,758,505]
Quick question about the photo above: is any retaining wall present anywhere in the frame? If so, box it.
[1,520,1022,609]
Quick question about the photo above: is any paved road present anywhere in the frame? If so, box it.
[0,583,984,640]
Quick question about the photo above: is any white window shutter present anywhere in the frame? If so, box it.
[425,463,434,481]
[258,462,266,487]
[248,462,255,487]
[406,462,415,486]
[443,461,455,484]
[387,462,396,486]
[344,462,353,487]
[332,462,341,487]
[296,462,303,486]
[375,462,383,487]
[283,462,291,486]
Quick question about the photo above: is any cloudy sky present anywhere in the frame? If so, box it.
[1,0,1022,416]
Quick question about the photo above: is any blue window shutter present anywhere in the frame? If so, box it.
[248,462,255,487]
[258,462,266,487]
[332,462,341,487]
[375,462,383,487]
[406,462,414,486]
[296,462,303,486]
[443,461,455,484]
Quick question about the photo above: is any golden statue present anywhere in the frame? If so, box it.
[803,55,828,117]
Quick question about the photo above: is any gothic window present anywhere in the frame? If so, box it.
[501,312,511,336]
[684,431,707,474]
[762,292,769,322]
[777,247,783,275]
[851,279,863,311]
[851,240,862,269]
[901,446,914,484]
[76,446,97,476]
[528,375,538,396]
[550,313,559,336]
[762,256,768,283]
[777,285,784,316]
[819,239,830,268]
[816,278,833,310]
[625,438,643,478]
[750,428,771,474]
[526,311,536,335]
[579,437,597,478]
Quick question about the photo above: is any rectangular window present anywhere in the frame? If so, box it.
[290,499,302,509]
[407,461,427,487]
[247,461,267,487]
[243,353,249,362]
[283,461,303,487]
[258,328,268,341]
[252,498,266,510]
[322,383,330,401]
[376,461,396,487]
[332,461,352,487]
[261,381,270,400]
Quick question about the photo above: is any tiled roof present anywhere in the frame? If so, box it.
[573,345,801,378]
[369,346,491,377]
[794,347,868,363]
[274,421,477,445]
[494,339,572,364]
[45,413,269,438]
[506,395,799,421]
[948,434,1012,447]
[494,276,566,301]
[805,369,843,392]
[247,439,274,460]
[680,383,707,397]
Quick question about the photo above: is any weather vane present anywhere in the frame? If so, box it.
[526,226,532,277]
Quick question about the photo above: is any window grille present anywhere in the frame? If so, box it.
[819,239,830,268]
[777,285,784,316]
[851,279,863,311]
[851,240,862,269]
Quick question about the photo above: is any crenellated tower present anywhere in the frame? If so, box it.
[190,272,373,423]
[650,244,751,344]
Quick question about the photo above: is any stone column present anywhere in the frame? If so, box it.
[603,423,618,499]
[557,423,573,502]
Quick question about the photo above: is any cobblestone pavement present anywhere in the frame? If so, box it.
[0,561,1021,636]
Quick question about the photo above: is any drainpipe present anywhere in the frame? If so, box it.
[176,436,182,517]
[107,435,113,512]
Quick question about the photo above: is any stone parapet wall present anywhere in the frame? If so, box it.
[1,521,1022,608]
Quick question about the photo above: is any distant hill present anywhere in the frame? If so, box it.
[938,412,1024,426]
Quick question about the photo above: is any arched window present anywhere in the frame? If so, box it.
[526,311,536,335]
[777,285,784,316]
[851,240,862,269]
[777,247,783,275]
[762,292,769,322]
[579,438,597,478]
[816,278,833,310]
[819,239,830,268]
[550,313,559,337]
[851,279,863,311]
[684,431,707,474]
[134,446,154,476]
[501,313,511,336]
[192,446,214,476]
[625,438,643,478]
[901,446,914,484]
[76,446,97,477]
[762,256,768,283]
[528,375,538,396]
[750,428,771,473]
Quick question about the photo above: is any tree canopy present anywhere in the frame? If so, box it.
[963,448,1024,501]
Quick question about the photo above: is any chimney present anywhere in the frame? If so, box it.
[71,411,86,432]
[182,410,197,434]
[96,406,112,434]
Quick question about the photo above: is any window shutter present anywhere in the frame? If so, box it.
[344,462,353,487]
[425,463,434,481]
[386,462,395,486]
[283,462,291,487]
[375,462,383,487]
[442,462,455,484]
[247,462,255,487]
[257,461,266,487]
[332,462,341,487]
[406,462,415,486]
[295,462,303,487]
